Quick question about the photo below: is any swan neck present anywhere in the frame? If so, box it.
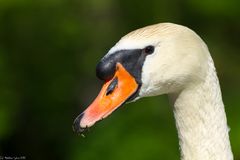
[169,58,233,160]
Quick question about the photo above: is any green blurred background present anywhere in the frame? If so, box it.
[0,0,239,159]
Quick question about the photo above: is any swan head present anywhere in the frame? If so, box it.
[73,23,209,133]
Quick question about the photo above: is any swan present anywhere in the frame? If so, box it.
[73,23,233,160]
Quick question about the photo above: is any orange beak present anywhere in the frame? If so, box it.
[73,63,138,133]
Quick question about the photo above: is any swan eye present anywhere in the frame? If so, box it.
[143,45,154,54]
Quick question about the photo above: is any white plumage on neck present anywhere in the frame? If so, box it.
[107,23,233,160]
[169,57,233,160]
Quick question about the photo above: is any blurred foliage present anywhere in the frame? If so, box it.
[0,0,239,159]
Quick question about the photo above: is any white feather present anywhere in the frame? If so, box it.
[107,23,233,160]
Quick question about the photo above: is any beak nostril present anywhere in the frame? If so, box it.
[106,77,118,95]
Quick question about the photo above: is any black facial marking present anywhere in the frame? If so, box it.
[106,77,118,95]
[96,46,154,101]
[96,47,154,82]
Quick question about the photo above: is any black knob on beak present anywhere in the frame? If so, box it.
[96,56,117,81]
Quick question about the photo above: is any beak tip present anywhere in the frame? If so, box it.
[73,113,86,134]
